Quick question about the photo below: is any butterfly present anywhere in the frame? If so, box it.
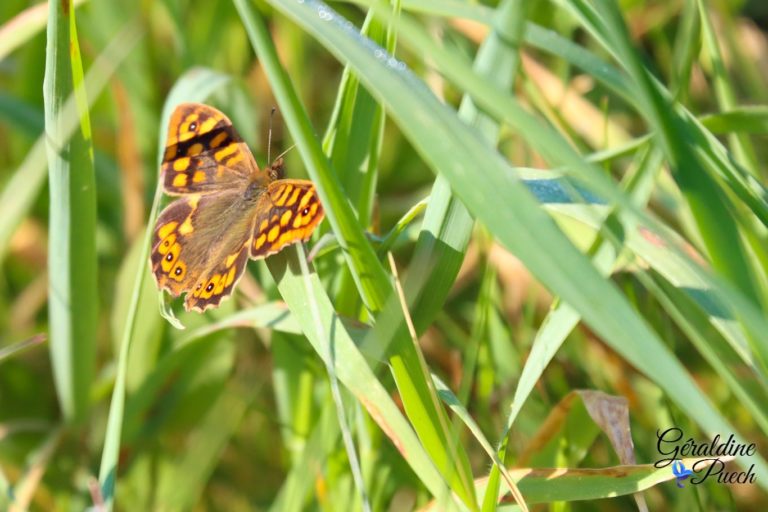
[150,103,324,312]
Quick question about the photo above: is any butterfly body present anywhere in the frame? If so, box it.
[151,103,324,312]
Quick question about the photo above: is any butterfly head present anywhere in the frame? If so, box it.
[267,157,285,181]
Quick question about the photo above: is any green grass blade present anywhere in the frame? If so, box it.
[406,0,525,338]
[296,243,371,511]
[483,457,726,506]
[43,0,98,423]
[588,0,760,305]
[700,107,768,134]
[323,9,384,317]
[695,0,759,175]
[156,384,254,510]
[270,401,339,512]
[503,147,661,438]
[266,248,464,511]
[670,0,700,100]
[433,375,527,511]
[369,1,768,373]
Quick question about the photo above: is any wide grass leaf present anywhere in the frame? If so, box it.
[43,0,98,423]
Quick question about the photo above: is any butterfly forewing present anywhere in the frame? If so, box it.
[251,179,325,259]
[162,103,264,195]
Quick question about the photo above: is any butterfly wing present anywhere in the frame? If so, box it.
[151,190,257,312]
[183,241,252,312]
[250,179,325,258]
[162,103,265,195]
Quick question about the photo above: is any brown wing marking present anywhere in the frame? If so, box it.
[183,242,251,312]
[161,103,262,195]
[250,179,324,259]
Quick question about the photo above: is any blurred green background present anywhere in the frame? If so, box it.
[2,0,768,510]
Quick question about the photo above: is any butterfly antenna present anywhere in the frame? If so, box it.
[267,107,276,164]
[273,143,297,163]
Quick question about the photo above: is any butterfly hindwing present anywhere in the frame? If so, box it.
[162,103,262,195]
[184,241,251,312]
[250,179,325,258]
[151,195,204,296]
[151,190,256,311]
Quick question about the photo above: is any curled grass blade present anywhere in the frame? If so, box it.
[97,67,230,510]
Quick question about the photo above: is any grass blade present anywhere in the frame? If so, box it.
[97,67,230,510]
[43,0,98,423]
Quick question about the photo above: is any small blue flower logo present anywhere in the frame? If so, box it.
[672,460,693,488]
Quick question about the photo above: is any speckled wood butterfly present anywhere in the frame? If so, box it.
[150,103,324,312]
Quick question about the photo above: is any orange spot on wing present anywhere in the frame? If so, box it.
[285,188,301,206]
[161,243,181,271]
[227,152,244,166]
[225,251,239,267]
[214,274,227,293]
[304,203,319,225]
[225,266,236,286]
[158,235,175,255]
[199,117,218,133]
[173,157,190,171]
[298,190,314,209]
[164,145,177,161]
[192,171,206,183]
[201,275,220,299]
[158,222,178,241]
[214,143,237,162]
[254,234,266,250]
[179,216,194,235]
[188,143,204,156]
[277,229,302,248]
[280,210,292,227]
[210,131,228,148]
[274,185,293,206]
[172,173,188,188]
[180,114,199,141]
[170,261,186,281]
[267,225,280,243]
